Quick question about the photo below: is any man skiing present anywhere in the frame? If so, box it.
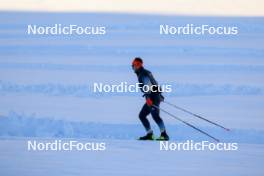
[132,57,169,141]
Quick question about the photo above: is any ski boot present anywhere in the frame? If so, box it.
[156,131,169,141]
[138,132,154,140]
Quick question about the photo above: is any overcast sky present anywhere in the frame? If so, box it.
[0,0,263,16]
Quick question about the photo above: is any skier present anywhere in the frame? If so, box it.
[132,57,169,141]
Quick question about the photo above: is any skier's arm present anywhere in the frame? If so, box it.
[143,72,164,101]
[142,76,152,98]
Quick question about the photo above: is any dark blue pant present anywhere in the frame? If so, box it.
[139,102,166,133]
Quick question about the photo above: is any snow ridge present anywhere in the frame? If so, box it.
[0,112,263,144]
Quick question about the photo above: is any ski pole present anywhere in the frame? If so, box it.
[164,101,230,131]
[152,105,220,142]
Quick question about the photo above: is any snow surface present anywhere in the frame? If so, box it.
[0,139,264,176]
[0,112,264,144]
[0,11,264,175]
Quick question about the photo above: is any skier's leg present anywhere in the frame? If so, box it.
[151,102,169,140]
[151,103,166,133]
[139,103,152,133]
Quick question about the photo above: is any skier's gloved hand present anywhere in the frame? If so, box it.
[146,98,153,106]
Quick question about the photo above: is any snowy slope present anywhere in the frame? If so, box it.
[0,11,264,176]
[1,112,264,144]
[0,12,263,129]
[0,139,264,176]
